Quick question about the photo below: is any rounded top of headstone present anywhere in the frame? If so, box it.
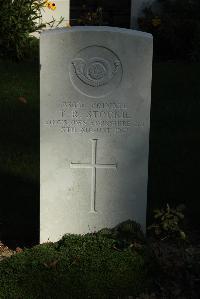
[41,26,153,40]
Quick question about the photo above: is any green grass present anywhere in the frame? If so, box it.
[0,58,40,246]
[0,230,150,299]
[0,58,39,181]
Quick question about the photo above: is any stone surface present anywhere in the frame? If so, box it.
[40,26,153,243]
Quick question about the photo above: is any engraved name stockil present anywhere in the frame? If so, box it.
[86,110,131,119]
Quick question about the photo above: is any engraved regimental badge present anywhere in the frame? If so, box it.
[69,46,122,98]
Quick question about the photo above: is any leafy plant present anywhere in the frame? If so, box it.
[148,204,186,241]
[0,0,63,60]
[77,5,104,25]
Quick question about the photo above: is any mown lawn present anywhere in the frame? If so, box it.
[0,59,39,180]
[0,59,200,247]
[0,59,39,247]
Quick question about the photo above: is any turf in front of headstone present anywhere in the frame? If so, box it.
[0,228,151,298]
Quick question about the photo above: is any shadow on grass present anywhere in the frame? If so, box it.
[0,58,39,248]
[147,62,200,227]
[0,172,39,249]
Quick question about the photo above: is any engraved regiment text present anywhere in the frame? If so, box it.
[45,101,144,135]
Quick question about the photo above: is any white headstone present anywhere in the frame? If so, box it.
[40,26,153,243]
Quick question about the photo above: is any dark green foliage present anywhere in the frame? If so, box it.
[0,0,45,60]
[77,5,104,25]
[138,0,200,61]
[148,204,186,241]
[98,220,145,250]
[0,231,148,298]
[70,0,131,28]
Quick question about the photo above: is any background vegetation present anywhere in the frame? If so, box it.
[0,0,46,60]
[138,0,200,62]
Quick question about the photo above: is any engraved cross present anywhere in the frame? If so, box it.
[70,139,117,213]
